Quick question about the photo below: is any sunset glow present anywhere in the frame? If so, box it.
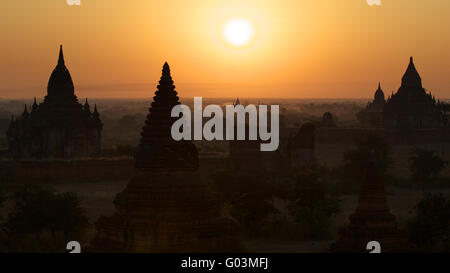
[1,1,450,99]
[223,18,254,47]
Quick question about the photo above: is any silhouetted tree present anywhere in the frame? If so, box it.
[210,170,277,235]
[117,114,145,132]
[408,193,450,251]
[410,148,448,189]
[4,186,90,240]
[337,134,392,191]
[287,168,340,240]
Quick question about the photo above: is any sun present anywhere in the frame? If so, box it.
[223,18,254,47]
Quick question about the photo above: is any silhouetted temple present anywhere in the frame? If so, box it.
[357,83,386,127]
[90,63,240,252]
[358,57,444,129]
[331,154,408,253]
[6,46,102,159]
[321,112,336,127]
[228,98,262,170]
[287,122,315,168]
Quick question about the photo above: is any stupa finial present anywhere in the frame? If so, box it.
[58,45,65,66]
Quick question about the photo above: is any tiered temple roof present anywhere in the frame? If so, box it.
[331,154,408,252]
[90,63,240,252]
[135,62,198,170]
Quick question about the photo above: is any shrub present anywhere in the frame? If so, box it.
[408,193,450,251]
[2,185,90,249]
[410,148,448,189]
[287,168,340,240]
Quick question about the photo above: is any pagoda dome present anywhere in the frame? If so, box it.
[47,45,75,100]
[401,56,422,89]
[374,83,385,102]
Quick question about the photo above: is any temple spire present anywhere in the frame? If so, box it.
[46,45,75,98]
[22,104,29,119]
[401,56,422,88]
[84,98,91,113]
[156,62,175,94]
[163,62,170,74]
[331,148,408,252]
[135,62,195,170]
[58,45,65,66]
[31,97,38,113]
[92,104,103,129]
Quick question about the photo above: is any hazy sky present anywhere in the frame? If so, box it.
[1,0,450,99]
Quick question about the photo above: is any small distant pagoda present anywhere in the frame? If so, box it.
[287,122,315,168]
[321,112,336,127]
[357,83,386,127]
[6,45,103,159]
[331,154,408,253]
[90,63,241,252]
[228,98,262,171]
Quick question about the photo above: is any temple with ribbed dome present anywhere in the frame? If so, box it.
[90,62,241,252]
[358,57,445,129]
[6,45,103,159]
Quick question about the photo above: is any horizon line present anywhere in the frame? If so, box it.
[1,97,449,101]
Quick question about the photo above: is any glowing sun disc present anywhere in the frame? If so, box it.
[223,18,254,47]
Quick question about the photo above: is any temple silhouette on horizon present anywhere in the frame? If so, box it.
[358,57,445,129]
[90,62,241,252]
[6,45,103,159]
[331,153,409,253]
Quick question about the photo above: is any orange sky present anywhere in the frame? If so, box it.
[1,0,450,99]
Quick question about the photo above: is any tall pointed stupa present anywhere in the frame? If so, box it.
[90,63,241,252]
[356,83,386,127]
[373,82,386,107]
[331,153,408,252]
[134,62,198,170]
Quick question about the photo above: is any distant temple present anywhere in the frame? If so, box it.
[6,46,103,159]
[358,57,444,129]
[321,112,337,127]
[228,98,262,170]
[357,83,386,127]
[331,154,408,253]
[90,63,241,252]
[287,122,315,168]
